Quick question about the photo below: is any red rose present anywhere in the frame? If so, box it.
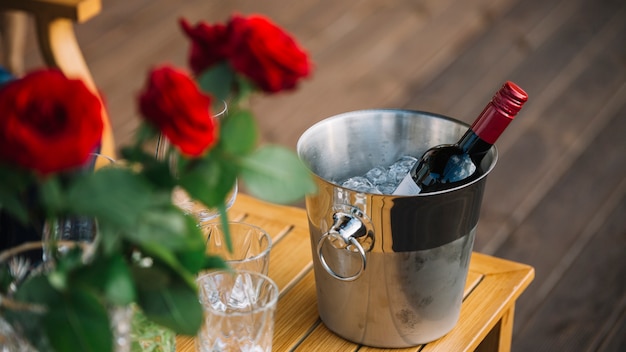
[180,14,312,93]
[138,65,218,157]
[0,69,104,175]
[179,18,230,77]
[227,14,311,92]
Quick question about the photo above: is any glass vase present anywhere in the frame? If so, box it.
[0,316,37,352]
[0,242,42,352]
[1,243,175,352]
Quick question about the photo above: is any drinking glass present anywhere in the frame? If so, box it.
[171,183,237,223]
[195,270,279,352]
[155,100,236,222]
[202,222,272,275]
[42,153,115,263]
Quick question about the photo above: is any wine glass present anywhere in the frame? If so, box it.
[155,100,237,223]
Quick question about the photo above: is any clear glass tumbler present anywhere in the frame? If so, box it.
[195,270,279,352]
[202,221,272,275]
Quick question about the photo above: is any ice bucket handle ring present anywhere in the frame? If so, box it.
[316,210,372,281]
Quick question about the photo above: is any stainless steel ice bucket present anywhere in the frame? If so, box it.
[297,109,498,347]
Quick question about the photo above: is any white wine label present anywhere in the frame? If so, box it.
[393,174,422,195]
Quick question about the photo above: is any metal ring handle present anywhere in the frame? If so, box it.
[317,232,367,281]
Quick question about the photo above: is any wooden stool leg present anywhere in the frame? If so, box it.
[33,14,116,159]
[497,306,515,351]
[475,305,515,352]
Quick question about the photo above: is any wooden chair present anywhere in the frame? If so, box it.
[0,0,116,158]
[0,10,28,76]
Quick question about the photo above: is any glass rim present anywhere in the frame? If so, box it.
[211,99,228,119]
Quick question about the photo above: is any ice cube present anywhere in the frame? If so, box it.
[365,166,389,185]
[376,183,398,195]
[341,176,381,194]
[387,156,418,183]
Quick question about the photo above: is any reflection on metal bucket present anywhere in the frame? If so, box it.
[297,109,497,347]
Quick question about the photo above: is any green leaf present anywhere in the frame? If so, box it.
[0,264,11,292]
[132,265,171,291]
[204,254,229,271]
[126,208,211,275]
[97,222,124,256]
[241,145,317,204]
[217,203,233,253]
[128,206,194,250]
[139,212,229,274]
[220,109,258,156]
[136,274,203,335]
[174,246,207,274]
[0,163,37,224]
[44,289,112,352]
[73,254,136,306]
[0,190,30,223]
[132,245,188,286]
[178,157,238,208]
[13,273,57,303]
[3,309,52,351]
[142,158,177,190]
[197,62,235,102]
[39,177,65,215]
[48,245,86,291]
[0,163,33,222]
[174,215,213,273]
[65,168,153,228]
[234,75,257,102]
[7,275,57,350]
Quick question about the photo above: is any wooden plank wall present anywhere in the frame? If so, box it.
[14,0,626,350]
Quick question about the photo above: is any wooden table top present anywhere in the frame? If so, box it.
[176,194,535,351]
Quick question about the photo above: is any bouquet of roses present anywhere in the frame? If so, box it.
[0,13,315,352]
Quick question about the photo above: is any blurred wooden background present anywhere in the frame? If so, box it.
[13,0,626,350]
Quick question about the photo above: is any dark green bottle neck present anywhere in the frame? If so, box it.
[457,130,492,164]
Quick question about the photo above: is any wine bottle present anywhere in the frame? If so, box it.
[393,81,528,195]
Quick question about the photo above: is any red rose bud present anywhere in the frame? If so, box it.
[227,14,312,92]
[138,65,219,157]
[0,69,104,175]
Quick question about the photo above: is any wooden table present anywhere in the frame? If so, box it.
[176,194,534,352]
